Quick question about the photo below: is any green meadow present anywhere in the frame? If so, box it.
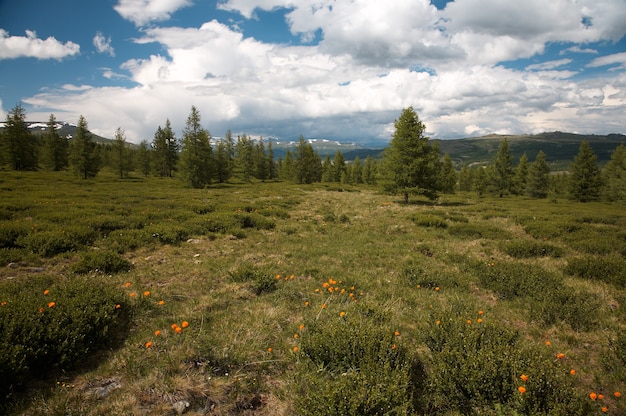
[1,170,625,415]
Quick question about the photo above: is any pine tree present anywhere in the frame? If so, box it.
[362,156,377,185]
[440,153,457,193]
[294,135,321,184]
[136,139,151,177]
[267,140,277,179]
[279,151,295,181]
[321,155,334,182]
[381,107,441,202]
[214,139,231,183]
[236,134,255,181]
[255,138,269,180]
[527,151,550,198]
[41,114,68,171]
[111,127,132,178]
[351,156,363,184]
[493,139,514,197]
[473,166,488,197]
[458,163,473,192]
[602,144,626,202]
[179,106,213,188]
[152,119,178,177]
[513,153,529,195]
[568,140,602,202]
[332,151,346,182]
[1,104,37,170]
[68,115,100,179]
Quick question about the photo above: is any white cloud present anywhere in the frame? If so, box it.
[0,29,79,60]
[93,32,115,57]
[526,59,573,71]
[587,52,626,69]
[114,0,193,26]
[561,46,598,55]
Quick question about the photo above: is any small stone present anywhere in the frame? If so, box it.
[173,400,190,415]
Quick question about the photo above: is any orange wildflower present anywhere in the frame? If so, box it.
[115,304,121,309]
[171,323,179,330]
[570,369,576,375]
[47,301,55,308]
[143,291,150,297]
[293,333,299,339]
[158,300,165,305]
[145,341,153,348]
[181,321,189,328]
[557,353,565,359]
[43,289,50,295]
[466,319,472,325]
[0,301,6,306]
[545,341,551,346]
[598,394,605,400]
[321,304,327,309]
[394,331,400,337]
[520,374,529,382]
[477,318,483,324]
[175,327,182,334]
[601,407,608,413]
[154,330,161,336]
[614,391,621,398]
[275,274,281,280]
[518,386,526,394]
[130,292,136,298]
[125,282,131,287]
[323,282,330,288]
[478,310,484,315]
[293,346,299,353]
[299,324,305,330]
[435,287,440,292]
[391,344,397,350]
[435,320,441,326]
[39,307,44,313]
[267,347,273,353]
[590,392,598,400]
[304,301,310,307]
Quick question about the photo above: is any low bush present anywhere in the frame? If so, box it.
[564,255,626,287]
[448,223,509,240]
[16,226,97,257]
[71,250,133,274]
[501,240,564,258]
[0,221,29,248]
[143,223,189,245]
[0,275,131,399]
[234,212,276,230]
[294,309,424,415]
[476,261,562,300]
[409,214,448,228]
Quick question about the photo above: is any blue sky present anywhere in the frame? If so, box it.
[1,0,625,144]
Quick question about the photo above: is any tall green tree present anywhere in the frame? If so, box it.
[527,151,550,198]
[440,153,457,194]
[458,163,473,192]
[568,140,602,202]
[136,139,151,177]
[602,144,626,202]
[68,115,100,179]
[279,151,295,181]
[267,140,277,179]
[351,156,363,184]
[321,155,334,182]
[41,114,68,171]
[214,139,231,183]
[151,119,178,177]
[381,107,441,202]
[362,156,377,185]
[513,153,529,195]
[294,135,322,184]
[111,127,132,179]
[236,134,255,181]
[492,139,514,197]
[179,106,213,188]
[255,138,269,180]
[332,151,346,182]
[1,104,37,170]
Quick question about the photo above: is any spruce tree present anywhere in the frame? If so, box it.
[527,151,550,198]
[362,156,377,185]
[214,139,231,183]
[332,151,346,182]
[458,163,473,192]
[111,127,132,179]
[137,139,151,177]
[602,144,626,202]
[440,153,457,193]
[68,115,100,179]
[351,156,363,184]
[513,153,529,195]
[493,139,514,197]
[381,107,441,202]
[568,140,602,202]
[41,114,68,171]
[294,135,321,184]
[236,134,255,181]
[180,106,213,188]
[1,104,37,170]
[321,155,334,182]
[152,119,178,177]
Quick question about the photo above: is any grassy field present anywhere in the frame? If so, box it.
[1,170,626,415]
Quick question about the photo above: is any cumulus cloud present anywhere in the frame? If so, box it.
[0,29,79,60]
[20,0,626,143]
[93,32,115,56]
[114,0,193,26]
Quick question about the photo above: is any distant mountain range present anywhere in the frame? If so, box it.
[4,122,625,169]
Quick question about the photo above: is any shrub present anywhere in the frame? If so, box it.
[71,250,133,274]
[228,264,277,295]
[143,223,189,245]
[0,221,29,248]
[533,287,601,332]
[0,275,131,399]
[234,213,276,230]
[501,240,564,258]
[448,223,509,240]
[409,214,448,228]
[294,309,424,415]
[564,255,626,287]
[476,261,562,300]
[16,226,97,257]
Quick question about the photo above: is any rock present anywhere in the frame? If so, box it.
[92,380,121,399]
[173,400,190,415]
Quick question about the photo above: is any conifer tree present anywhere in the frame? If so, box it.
[332,151,346,182]
[493,139,514,197]
[68,115,100,179]
[255,138,269,180]
[602,144,626,202]
[473,166,488,197]
[362,156,377,185]
[152,119,178,177]
[321,155,334,182]
[527,151,550,198]
[41,114,68,171]
[381,107,441,202]
[294,135,322,184]
[568,140,602,202]
[279,151,295,181]
[111,127,132,179]
[440,153,457,193]
[1,104,37,170]
[351,156,363,184]
[236,134,255,181]
[136,139,151,177]
[214,139,231,183]
[513,153,529,195]
[267,140,277,179]
[179,106,213,188]
[458,163,473,192]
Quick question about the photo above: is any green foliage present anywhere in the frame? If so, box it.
[527,150,550,198]
[476,261,561,300]
[179,106,213,188]
[295,309,424,415]
[569,141,603,202]
[447,222,509,239]
[409,213,448,228]
[16,226,97,257]
[500,240,564,258]
[71,250,133,274]
[0,221,29,248]
[493,139,515,197]
[381,107,442,202]
[564,255,626,287]
[0,275,131,399]
[68,115,101,179]
[1,104,37,171]
[602,144,626,202]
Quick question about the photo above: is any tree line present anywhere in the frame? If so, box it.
[1,104,625,203]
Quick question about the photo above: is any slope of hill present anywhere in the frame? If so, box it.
[0,121,114,144]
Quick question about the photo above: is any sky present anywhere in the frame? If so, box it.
[0,0,625,144]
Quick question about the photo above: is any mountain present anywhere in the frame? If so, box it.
[434,132,626,170]
[0,121,115,144]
